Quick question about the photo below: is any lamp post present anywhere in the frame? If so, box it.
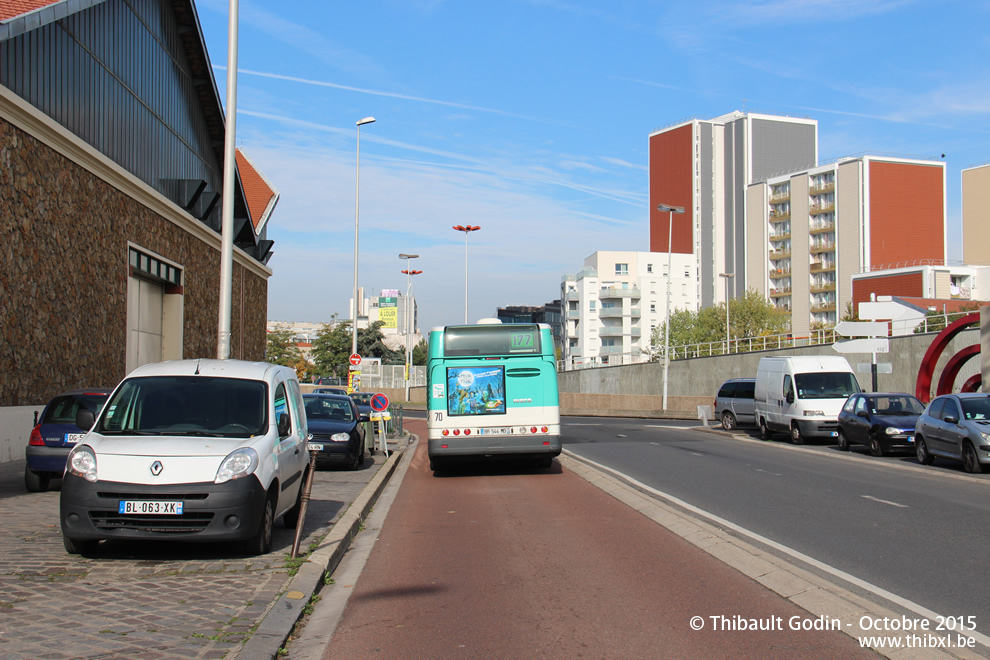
[453,225,480,323]
[658,204,685,411]
[719,273,735,355]
[399,253,421,402]
[352,116,376,359]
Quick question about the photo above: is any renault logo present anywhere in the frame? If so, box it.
[150,460,163,476]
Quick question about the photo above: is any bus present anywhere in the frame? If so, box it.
[426,320,561,472]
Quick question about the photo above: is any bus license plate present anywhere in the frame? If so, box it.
[479,427,511,435]
[119,501,183,515]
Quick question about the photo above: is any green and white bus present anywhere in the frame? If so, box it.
[426,320,561,472]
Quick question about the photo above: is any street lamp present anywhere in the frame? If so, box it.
[720,273,735,355]
[399,253,421,401]
[352,116,375,360]
[453,225,481,323]
[658,203,685,411]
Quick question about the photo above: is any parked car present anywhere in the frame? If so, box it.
[59,360,309,557]
[713,378,756,431]
[303,394,368,470]
[25,388,112,492]
[914,392,990,473]
[313,387,348,396]
[349,391,374,417]
[836,393,925,456]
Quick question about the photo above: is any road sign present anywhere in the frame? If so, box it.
[833,337,889,354]
[834,321,888,337]
[859,301,914,321]
[349,353,362,366]
[370,392,390,412]
[858,363,893,374]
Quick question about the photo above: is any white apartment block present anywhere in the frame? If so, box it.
[561,251,697,367]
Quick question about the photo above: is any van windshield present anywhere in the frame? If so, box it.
[794,372,861,400]
[98,376,268,437]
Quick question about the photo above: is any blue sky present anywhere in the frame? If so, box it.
[196,0,990,334]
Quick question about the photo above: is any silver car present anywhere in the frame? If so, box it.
[914,393,990,473]
[713,378,756,431]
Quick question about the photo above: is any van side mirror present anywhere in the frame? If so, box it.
[785,392,794,404]
[278,413,291,437]
[75,409,95,431]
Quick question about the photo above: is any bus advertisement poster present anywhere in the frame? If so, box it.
[447,366,505,416]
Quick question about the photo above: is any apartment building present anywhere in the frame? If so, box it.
[648,111,818,309]
[561,251,696,367]
[962,163,990,266]
[747,156,946,335]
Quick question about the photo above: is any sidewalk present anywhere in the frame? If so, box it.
[0,437,412,660]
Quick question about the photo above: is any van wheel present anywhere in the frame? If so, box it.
[916,435,934,465]
[790,424,804,445]
[837,429,850,451]
[243,495,274,556]
[720,412,736,431]
[759,419,773,441]
[963,441,983,474]
[63,535,99,557]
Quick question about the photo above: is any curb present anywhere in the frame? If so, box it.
[236,439,410,660]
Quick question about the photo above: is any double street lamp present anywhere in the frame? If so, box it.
[453,225,480,323]
[720,273,735,355]
[352,116,376,358]
[399,253,421,401]
[658,203,685,411]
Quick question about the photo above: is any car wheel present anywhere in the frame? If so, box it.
[962,441,983,474]
[347,450,360,471]
[357,447,366,467]
[721,411,736,432]
[24,466,50,493]
[837,429,850,451]
[243,495,275,556]
[759,419,773,441]
[63,535,98,557]
[790,424,804,445]
[916,435,934,465]
[282,470,307,529]
[869,436,884,457]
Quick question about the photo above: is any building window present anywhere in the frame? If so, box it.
[589,301,596,312]
[650,304,656,313]
[615,263,628,275]
[647,264,653,273]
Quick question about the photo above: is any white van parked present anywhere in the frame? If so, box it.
[60,359,310,557]
[754,355,861,444]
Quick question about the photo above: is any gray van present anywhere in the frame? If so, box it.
[714,378,756,431]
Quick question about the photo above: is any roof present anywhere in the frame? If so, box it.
[126,359,292,382]
[0,0,61,22]
[0,0,106,39]
[896,298,990,314]
[236,149,279,235]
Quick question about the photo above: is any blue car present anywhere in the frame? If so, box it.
[25,388,112,492]
[303,394,369,470]
[836,392,925,456]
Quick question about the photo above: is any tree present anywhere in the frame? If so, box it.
[840,301,859,322]
[648,289,790,358]
[412,338,429,366]
[358,321,404,365]
[266,324,302,366]
[310,322,352,378]
[913,303,981,334]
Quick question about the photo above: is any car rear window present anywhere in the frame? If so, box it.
[42,394,108,424]
[717,382,737,398]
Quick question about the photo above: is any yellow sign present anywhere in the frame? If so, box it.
[347,370,361,393]
[379,307,398,328]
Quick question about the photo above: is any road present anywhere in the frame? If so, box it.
[309,419,877,659]
[562,416,990,649]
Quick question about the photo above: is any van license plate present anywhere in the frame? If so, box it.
[119,501,183,515]
[830,431,838,437]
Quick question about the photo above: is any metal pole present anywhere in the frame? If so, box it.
[658,205,684,411]
[352,117,376,359]
[464,230,469,323]
[216,0,239,359]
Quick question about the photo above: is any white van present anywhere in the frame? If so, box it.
[754,356,861,444]
[59,359,310,557]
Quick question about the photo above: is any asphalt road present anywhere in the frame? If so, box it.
[562,416,990,648]
[312,419,876,659]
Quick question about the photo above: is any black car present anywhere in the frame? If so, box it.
[349,391,374,417]
[313,387,348,396]
[25,388,112,492]
[836,392,925,456]
[303,393,368,470]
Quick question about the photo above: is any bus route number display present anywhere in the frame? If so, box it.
[510,330,536,352]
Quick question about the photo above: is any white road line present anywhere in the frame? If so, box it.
[563,449,990,650]
[861,495,908,508]
[755,469,783,476]
[645,424,691,429]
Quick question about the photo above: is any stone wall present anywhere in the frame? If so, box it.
[0,117,267,406]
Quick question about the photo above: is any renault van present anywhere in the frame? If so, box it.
[59,359,309,557]
[754,356,860,444]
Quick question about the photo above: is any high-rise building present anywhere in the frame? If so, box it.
[496,302,564,356]
[962,163,990,266]
[648,111,818,310]
[748,155,946,334]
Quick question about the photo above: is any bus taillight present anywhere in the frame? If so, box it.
[442,429,450,436]
[530,427,537,434]
[541,426,549,433]
[453,429,460,436]
[464,429,471,435]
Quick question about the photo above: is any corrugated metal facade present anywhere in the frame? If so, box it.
[699,121,714,308]
[750,118,817,183]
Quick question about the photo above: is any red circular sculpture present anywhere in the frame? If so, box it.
[915,313,981,403]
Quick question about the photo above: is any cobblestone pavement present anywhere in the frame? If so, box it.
[0,441,405,660]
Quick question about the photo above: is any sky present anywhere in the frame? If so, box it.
[195,0,990,334]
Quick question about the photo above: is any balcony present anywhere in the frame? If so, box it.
[769,249,791,260]
[810,242,835,255]
[567,309,581,319]
[599,287,641,299]
[769,210,791,222]
[810,282,836,293]
[809,221,835,235]
[810,261,835,273]
[769,231,791,241]
[809,203,835,216]
[769,287,792,298]
[770,191,791,202]
[811,301,837,313]
[565,291,579,301]
[769,269,791,280]
[599,326,643,338]
[598,307,626,318]
[809,182,835,196]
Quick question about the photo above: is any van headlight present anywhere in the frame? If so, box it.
[803,410,825,417]
[215,448,259,484]
[66,446,98,482]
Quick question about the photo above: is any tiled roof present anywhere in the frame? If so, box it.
[0,0,63,22]
[236,149,279,234]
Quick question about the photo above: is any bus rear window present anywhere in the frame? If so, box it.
[443,324,541,356]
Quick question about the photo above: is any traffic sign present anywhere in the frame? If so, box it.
[370,392,390,412]
[349,353,362,366]
[859,300,914,321]
[858,362,892,374]
[832,337,889,354]
[834,321,888,337]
